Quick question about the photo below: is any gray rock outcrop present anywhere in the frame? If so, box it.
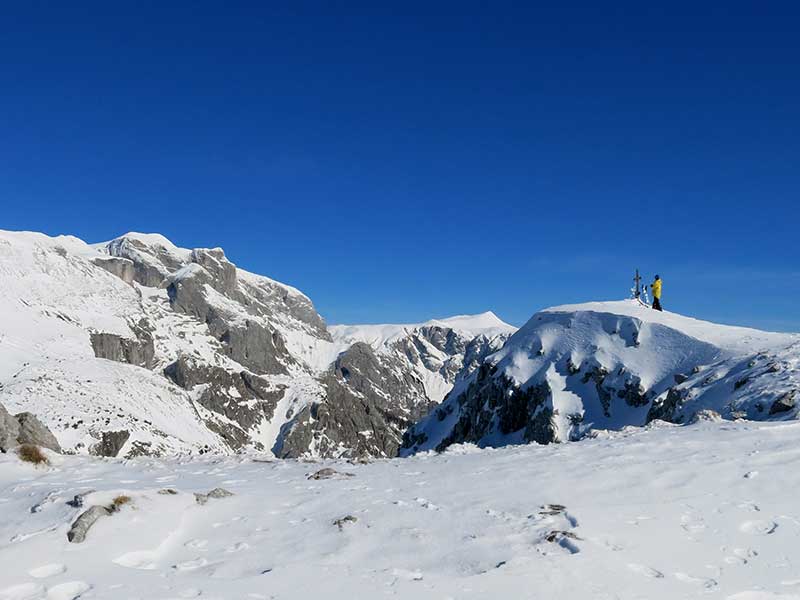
[1,404,60,454]
[68,505,113,543]
[90,430,131,457]
[277,342,434,458]
[15,412,62,452]
[90,321,155,369]
[194,487,234,505]
[0,402,20,452]
[769,390,796,415]
[164,356,286,450]
[92,256,135,285]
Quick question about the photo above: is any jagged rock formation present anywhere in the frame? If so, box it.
[402,301,799,455]
[0,230,514,459]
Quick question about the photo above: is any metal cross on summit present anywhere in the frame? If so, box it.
[633,269,642,299]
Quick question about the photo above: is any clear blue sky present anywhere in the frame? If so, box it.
[2,3,799,330]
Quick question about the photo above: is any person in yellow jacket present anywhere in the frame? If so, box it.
[650,275,663,311]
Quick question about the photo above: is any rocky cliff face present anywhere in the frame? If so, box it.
[402,301,800,455]
[0,230,514,459]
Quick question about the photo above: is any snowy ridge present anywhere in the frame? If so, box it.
[330,311,515,348]
[403,300,800,454]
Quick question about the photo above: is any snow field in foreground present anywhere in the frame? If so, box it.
[2,420,800,599]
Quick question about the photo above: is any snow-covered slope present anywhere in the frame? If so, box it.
[403,300,799,454]
[0,230,510,459]
[3,420,800,599]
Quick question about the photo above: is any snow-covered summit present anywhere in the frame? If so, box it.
[540,300,792,354]
[403,300,800,455]
[330,310,515,347]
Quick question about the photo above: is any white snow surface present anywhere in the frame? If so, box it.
[542,301,793,355]
[2,421,800,598]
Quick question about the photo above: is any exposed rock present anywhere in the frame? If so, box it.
[92,256,135,285]
[0,402,21,452]
[278,343,434,458]
[68,505,113,543]
[539,504,567,516]
[90,320,155,369]
[545,530,581,542]
[166,265,292,375]
[404,364,555,454]
[164,356,286,450]
[646,387,687,424]
[124,440,155,458]
[90,430,130,457]
[191,248,237,296]
[158,488,178,495]
[307,468,355,480]
[333,515,358,530]
[67,490,96,509]
[15,412,61,452]
[105,236,186,287]
[769,391,796,415]
[688,409,723,424]
[194,487,234,505]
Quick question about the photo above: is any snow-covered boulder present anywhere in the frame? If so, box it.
[402,300,799,454]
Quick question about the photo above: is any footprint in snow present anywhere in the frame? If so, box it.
[185,539,209,550]
[172,558,211,571]
[627,563,664,578]
[28,563,67,578]
[225,542,250,553]
[674,572,718,589]
[740,520,778,535]
[46,581,92,600]
[113,550,158,570]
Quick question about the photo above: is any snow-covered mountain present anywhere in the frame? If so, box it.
[0,230,513,459]
[402,300,800,454]
[330,312,515,403]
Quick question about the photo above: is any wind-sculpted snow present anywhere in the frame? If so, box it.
[0,229,509,459]
[2,421,800,598]
[403,301,799,454]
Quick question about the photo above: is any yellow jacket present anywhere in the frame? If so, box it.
[651,279,662,299]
